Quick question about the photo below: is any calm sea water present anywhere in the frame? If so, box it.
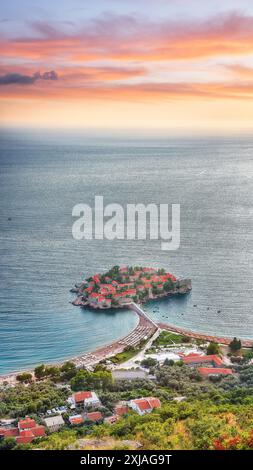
[0,130,252,374]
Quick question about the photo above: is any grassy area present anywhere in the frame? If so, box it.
[110,348,139,364]
[242,348,253,360]
[152,331,190,347]
[110,339,148,364]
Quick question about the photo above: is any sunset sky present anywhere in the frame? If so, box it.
[2,0,253,132]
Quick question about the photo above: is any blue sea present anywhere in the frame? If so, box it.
[0,130,252,375]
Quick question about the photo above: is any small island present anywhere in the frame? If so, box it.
[71,266,192,309]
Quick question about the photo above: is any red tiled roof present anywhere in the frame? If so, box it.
[132,397,161,412]
[143,282,152,288]
[18,418,36,430]
[86,411,103,422]
[85,286,93,293]
[133,399,152,411]
[115,405,129,416]
[119,289,136,296]
[150,275,161,282]
[148,397,161,408]
[89,293,109,302]
[99,285,116,294]
[69,415,84,425]
[0,423,45,442]
[198,367,233,376]
[20,429,34,438]
[182,355,223,366]
[89,292,99,298]
[31,425,46,437]
[0,427,19,437]
[74,391,92,402]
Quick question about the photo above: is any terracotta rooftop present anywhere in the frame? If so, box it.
[115,405,129,416]
[69,415,84,425]
[132,396,161,412]
[182,354,223,366]
[86,411,103,422]
[31,425,46,437]
[133,398,152,411]
[0,427,19,437]
[148,397,161,409]
[198,367,233,376]
[18,418,36,430]
[74,391,92,402]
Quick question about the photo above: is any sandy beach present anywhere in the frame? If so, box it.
[1,303,252,386]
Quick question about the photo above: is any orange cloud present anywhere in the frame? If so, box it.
[1,12,253,63]
[226,64,253,78]
[1,79,253,103]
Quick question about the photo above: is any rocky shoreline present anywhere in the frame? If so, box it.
[71,265,192,309]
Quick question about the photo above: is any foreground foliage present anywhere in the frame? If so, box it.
[0,381,69,418]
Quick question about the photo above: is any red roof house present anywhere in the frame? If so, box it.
[69,415,84,425]
[72,390,101,408]
[86,411,103,422]
[198,367,233,377]
[129,397,161,415]
[182,355,223,367]
[18,418,36,430]
[74,391,92,403]
[148,397,162,409]
[31,425,46,437]
[1,419,45,444]
[16,430,35,444]
[0,428,19,437]
[114,403,129,416]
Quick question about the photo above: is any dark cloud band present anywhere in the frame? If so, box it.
[0,70,58,85]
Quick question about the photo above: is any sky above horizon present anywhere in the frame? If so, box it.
[2,1,253,132]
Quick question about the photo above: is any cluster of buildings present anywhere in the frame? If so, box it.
[67,390,101,408]
[182,354,234,377]
[114,396,161,417]
[45,390,162,431]
[66,390,103,425]
[0,387,162,447]
[77,266,177,308]
[0,418,45,444]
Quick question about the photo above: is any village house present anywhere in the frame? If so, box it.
[0,418,46,444]
[69,414,84,425]
[18,417,37,431]
[114,289,137,305]
[0,427,19,438]
[114,401,129,417]
[182,354,224,368]
[198,367,234,377]
[128,397,161,416]
[88,293,111,308]
[86,411,103,423]
[44,415,65,433]
[71,391,101,408]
